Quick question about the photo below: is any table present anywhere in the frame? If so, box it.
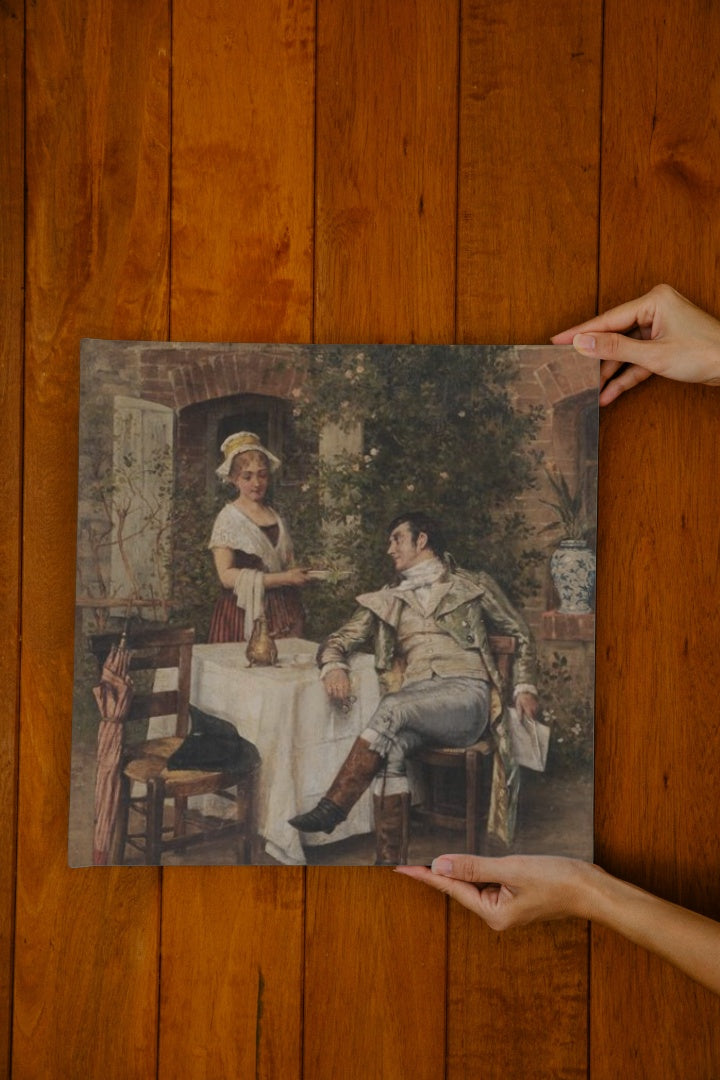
[150,638,381,864]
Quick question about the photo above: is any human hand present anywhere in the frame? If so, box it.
[284,567,312,587]
[395,854,597,930]
[552,284,720,405]
[323,668,352,704]
[515,691,538,722]
[398,854,720,996]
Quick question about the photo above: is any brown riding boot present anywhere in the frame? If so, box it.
[373,792,410,865]
[289,737,383,834]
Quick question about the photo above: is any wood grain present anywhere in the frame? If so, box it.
[456,0,603,345]
[160,871,304,1079]
[305,869,447,1079]
[593,2,720,1071]
[171,0,315,344]
[449,3,602,1074]
[0,2,24,1074]
[599,2,720,313]
[594,386,720,1068]
[314,0,459,346]
[15,1,170,1075]
[448,920,588,1079]
[160,3,314,1076]
[8,0,720,1073]
[306,3,458,1077]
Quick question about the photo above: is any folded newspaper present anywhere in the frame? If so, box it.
[507,707,551,772]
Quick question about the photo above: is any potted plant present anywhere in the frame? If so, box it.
[541,467,596,614]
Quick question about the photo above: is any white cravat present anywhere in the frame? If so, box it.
[394,557,448,617]
[395,556,445,589]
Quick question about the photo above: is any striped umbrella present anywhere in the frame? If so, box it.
[91,635,134,865]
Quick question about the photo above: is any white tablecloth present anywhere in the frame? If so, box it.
[150,638,380,864]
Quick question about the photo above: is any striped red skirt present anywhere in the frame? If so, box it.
[208,586,305,643]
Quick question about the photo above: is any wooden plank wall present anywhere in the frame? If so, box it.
[17,3,170,1077]
[3,1,719,1076]
[0,1,23,1075]
[593,3,720,1074]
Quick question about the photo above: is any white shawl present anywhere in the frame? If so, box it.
[209,503,294,626]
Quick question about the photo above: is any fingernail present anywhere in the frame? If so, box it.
[573,333,596,352]
[431,857,453,875]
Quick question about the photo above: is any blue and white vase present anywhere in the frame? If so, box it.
[550,540,596,614]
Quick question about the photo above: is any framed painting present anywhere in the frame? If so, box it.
[69,340,598,867]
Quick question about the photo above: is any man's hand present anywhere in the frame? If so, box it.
[515,691,538,721]
[551,283,720,406]
[323,668,352,705]
[395,854,595,930]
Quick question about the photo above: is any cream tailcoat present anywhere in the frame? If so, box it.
[318,567,538,843]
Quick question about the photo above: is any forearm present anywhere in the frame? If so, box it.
[263,571,294,589]
[216,566,291,590]
[582,866,720,995]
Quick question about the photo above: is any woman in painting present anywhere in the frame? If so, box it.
[208,431,310,643]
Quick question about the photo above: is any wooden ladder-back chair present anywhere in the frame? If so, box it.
[412,635,516,854]
[88,625,260,865]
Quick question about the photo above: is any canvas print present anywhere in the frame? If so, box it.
[69,340,598,867]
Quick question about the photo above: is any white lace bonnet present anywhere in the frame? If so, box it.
[215,431,282,480]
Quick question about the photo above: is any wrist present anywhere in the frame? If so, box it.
[321,662,349,677]
[559,860,611,921]
[576,862,649,924]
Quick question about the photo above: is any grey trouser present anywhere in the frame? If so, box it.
[361,675,490,789]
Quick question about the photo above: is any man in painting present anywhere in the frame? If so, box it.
[289,511,539,864]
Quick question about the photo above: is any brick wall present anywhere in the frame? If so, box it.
[78,340,598,654]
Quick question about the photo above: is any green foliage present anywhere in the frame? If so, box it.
[540,466,592,544]
[279,345,545,639]
[539,651,594,773]
[170,480,227,642]
[77,347,548,652]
